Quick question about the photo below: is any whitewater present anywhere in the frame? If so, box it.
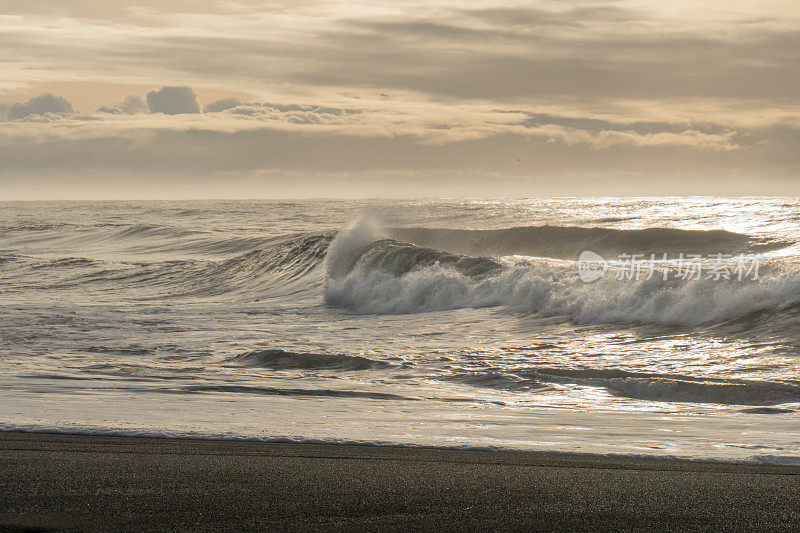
[2,198,800,463]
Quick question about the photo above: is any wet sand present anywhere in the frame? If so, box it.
[1,431,799,531]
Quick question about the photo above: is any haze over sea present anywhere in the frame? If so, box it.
[2,197,800,463]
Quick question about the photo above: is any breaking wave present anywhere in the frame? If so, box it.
[324,218,800,327]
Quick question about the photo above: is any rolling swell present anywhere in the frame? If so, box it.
[14,233,331,300]
[231,349,391,371]
[183,385,412,400]
[445,367,800,406]
[2,219,321,257]
[388,225,785,259]
[121,233,331,298]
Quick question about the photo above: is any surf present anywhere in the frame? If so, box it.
[324,218,800,328]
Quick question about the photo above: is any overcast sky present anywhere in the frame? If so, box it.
[1,0,799,199]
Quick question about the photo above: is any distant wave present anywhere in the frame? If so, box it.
[15,221,785,260]
[112,224,207,240]
[231,349,391,371]
[2,219,317,257]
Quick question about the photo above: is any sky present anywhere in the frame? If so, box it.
[0,0,799,199]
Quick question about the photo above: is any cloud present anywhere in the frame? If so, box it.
[1,2,799,197]
[213,102,363,125]
[146,86,200,115]
[204,98,241,113]
[0,92,764,153]
[514,113,738,150]
[0,103,791,174]
[97,95,148,115]
[5,93,74,120]
[2,3,799,105]
[0,103,6,121]
[462,6,641,27]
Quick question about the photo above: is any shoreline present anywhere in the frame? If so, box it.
[2,431,800,531]
[2,426,799,467]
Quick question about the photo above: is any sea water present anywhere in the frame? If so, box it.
[2,198,800,462]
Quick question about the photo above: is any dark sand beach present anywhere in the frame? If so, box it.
[1,431,799,531]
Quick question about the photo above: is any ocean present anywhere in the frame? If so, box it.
[2,197,799,463]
